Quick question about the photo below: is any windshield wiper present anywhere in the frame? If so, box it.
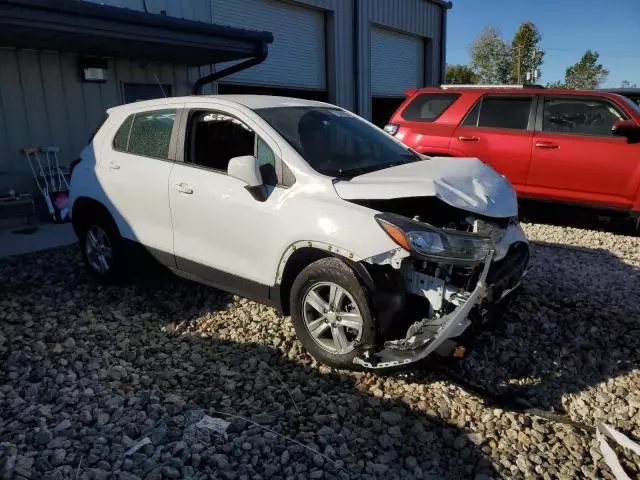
[335,160,408,178]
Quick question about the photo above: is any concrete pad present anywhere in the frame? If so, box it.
[0,222,77,259]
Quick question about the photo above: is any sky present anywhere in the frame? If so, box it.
[446,0,640,87]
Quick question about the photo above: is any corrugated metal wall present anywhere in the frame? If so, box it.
[356,0,444,120]
[0,48,193,192]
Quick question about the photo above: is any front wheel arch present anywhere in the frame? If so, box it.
[277,246,375,316]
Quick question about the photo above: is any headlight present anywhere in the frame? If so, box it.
[375,213,494,263]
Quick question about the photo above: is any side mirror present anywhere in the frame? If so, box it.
[227,155,267,201]
[612,120,640,144]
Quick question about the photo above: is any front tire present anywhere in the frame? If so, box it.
[78,213,125,283]
[290,257,377,369]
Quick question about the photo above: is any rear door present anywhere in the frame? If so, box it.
[450,94,536,194]
[97,107,179,261]
[527,95,640,208]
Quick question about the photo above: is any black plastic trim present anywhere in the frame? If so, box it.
[176,256,278,309]
[134,243,176,269]
[245,185,268,202]
[193,48,268,94]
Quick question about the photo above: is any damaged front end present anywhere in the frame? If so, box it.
[353,200,530,369]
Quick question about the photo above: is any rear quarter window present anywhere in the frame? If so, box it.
[113,115,134,152]
[400,93,460,122]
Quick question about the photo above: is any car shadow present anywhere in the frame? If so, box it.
[0,246,490,480]
[437,239,640,422]
[519,199,639,236]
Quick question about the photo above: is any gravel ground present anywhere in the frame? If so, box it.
[1,222,639,479]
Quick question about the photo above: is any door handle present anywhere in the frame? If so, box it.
[108,161,120,170]
[458,136,480,142]
[535,142,559,149]
[174,182,194,194]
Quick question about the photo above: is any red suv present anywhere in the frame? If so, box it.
[385,87,640,215]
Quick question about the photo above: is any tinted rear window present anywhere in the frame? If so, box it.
[401,93,460,122]
[463,96,532,130]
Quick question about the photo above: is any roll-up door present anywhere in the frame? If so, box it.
[213,0,326,90]
[371,27,423,97]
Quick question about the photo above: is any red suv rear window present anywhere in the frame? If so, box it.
[400,93,460,122]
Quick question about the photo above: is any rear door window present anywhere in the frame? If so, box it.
[128,109,176,159]
[401,93,460,122]
[541,97,626,136]
[462,96,533,130]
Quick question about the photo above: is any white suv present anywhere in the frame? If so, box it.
[70,95,530,369]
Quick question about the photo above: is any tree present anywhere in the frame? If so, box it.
[563,50,609,90]
[545,81,567,89]
[510,21,544,84]
[445,64,478,84]
[469,26,512,84]
[621,80,637,88]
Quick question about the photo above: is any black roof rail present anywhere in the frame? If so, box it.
[440,84,545,89]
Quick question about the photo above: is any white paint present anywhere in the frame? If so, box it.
[227,155,262,187]
[597,422,640,480]
[333,157,519,218]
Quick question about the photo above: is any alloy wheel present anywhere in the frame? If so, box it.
[85,225,112,274]
[302,281,364,354]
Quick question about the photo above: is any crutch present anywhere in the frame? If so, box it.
[41,146,69,192]
[23,146,56,220]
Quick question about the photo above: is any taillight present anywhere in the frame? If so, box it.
[383,124,399,135]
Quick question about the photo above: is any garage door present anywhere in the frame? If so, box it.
[212,0,326,90]
[371,27,424,97]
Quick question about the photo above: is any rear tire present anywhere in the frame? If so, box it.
[77,212,125,283]
[290,257,377,369]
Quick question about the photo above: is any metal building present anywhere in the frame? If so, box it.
[0,0,450,194]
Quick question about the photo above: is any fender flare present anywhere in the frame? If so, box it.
[274,240,363,286]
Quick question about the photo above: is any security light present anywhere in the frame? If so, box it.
[80,58,108,83]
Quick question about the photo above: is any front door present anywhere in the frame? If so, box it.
[527,95,640,208]
[168,105,287,293]
[450,95,535,195]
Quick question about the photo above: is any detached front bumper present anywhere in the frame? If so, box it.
[354,242,528,369]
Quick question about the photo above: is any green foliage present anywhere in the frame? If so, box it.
[510,21,544,83]
[469,26,512,84]
[564,50,609,90]
[445,64,478,84]
[621,80,638,88]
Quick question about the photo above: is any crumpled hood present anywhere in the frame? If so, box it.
[333,157,518,218]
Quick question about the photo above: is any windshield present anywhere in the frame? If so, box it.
[619,94,640,113]
[255,106,419,177]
